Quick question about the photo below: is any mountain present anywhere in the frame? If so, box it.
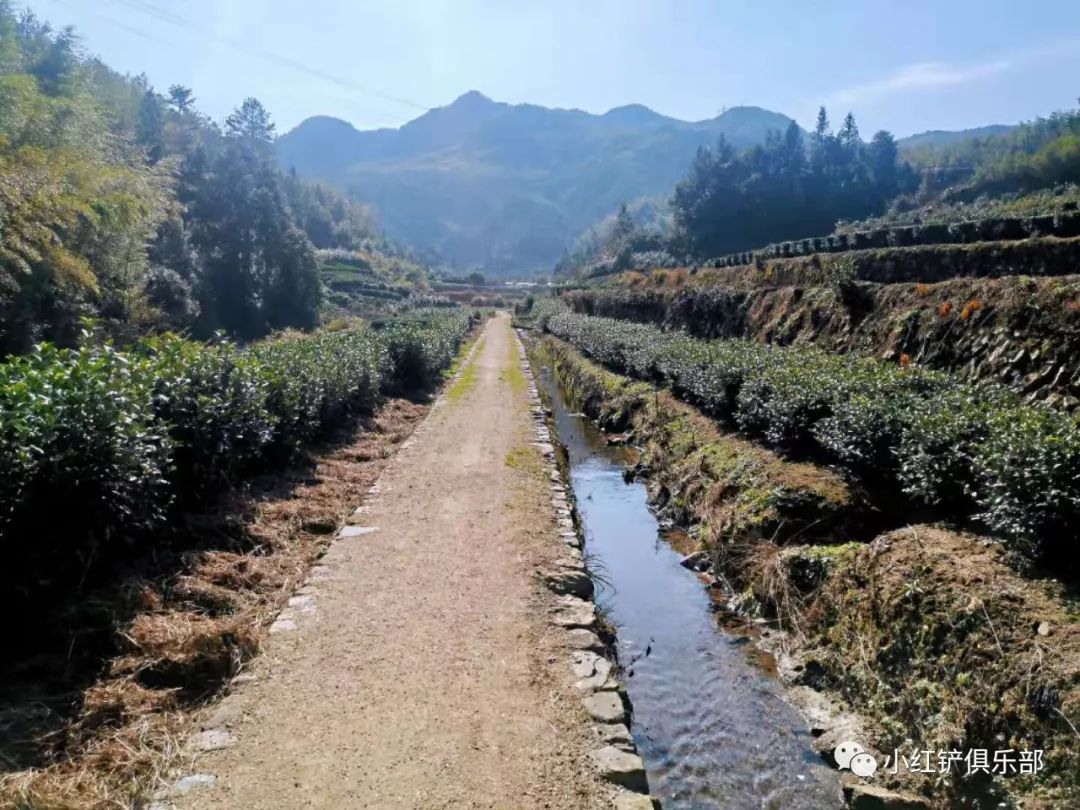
[277,93,796,276]
[898,124,1014,151]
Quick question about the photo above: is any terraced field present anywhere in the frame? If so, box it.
[516,285,1080,807]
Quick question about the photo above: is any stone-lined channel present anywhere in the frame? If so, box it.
[538,366,843,810]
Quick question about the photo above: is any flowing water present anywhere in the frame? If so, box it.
[539,368,842,809]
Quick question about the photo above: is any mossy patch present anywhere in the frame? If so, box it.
[501,355,528,396]
[446,336,484,402]
[505,444,542,474]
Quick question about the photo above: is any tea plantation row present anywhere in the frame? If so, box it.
[536,304,1080,561]
[709,211,1080,268]
[0,310,478,568]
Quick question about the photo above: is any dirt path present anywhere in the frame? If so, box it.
[175,314,607,809]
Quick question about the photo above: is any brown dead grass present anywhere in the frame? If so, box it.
[806,525,1080,807]
[0,399,428,810]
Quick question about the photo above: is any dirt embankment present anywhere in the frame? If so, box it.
[537,333,1080,809]
[563,273,1080,408]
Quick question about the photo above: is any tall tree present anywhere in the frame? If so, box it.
[137,89,165,161]
[612,203,635,244]
[671,108,905,258]
[867,130,899,195]
[813,107,830,144]
[225,97,275,143]
[839,112,861,158]
[167,84,195,113]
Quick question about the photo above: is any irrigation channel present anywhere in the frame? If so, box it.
[537,367,843,809]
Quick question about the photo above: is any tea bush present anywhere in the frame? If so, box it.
[708,211,1080,268]
[0,311,477,563]
[0,342,171,545]
[543,309,1080,559]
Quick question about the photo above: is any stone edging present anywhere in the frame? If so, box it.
[513,328,662,810]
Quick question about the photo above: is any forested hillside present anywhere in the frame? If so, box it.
[903,106,1080,199]
[559,101,1080,277]
[0,3,393,355]
[276,92,796,275]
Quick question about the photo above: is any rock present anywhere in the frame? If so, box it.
[842,782,930,810]
[553,556,585,572]
[1037,621,1052,636]
[566,628,605,653]
[595,723,633,746]
[572,650,618,692]
[269,617,297,634]
[339,524,379,538]
[170,774,217,796]
[203,701,245,730]
[613,793,660,810]
[552,597,596,629]
[287,595,317,613]
[543,568,594,599]
[582,692,626,724]
[787,686,869,767]
[679,551,710,572]
[572,651,606,678]
[560,531,582,549]
[190,729,236,753]
[587,746,648,792]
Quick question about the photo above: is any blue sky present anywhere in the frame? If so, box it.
[26,0,1080,137]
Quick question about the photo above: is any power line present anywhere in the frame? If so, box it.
[94,0,431,112]
[52,0,175,47]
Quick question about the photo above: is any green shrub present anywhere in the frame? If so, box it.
[146,336,274,493]
[0,311,476,577]
[815,370,944,475]
[544,308,1080,561]
[0,341,171,547]
[894,386,1011,511]
[973,406,1080,549]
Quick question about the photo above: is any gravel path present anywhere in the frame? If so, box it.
[175,313,607,809]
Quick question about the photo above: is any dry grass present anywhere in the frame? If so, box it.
[0,399,429,810]
[805,525,1080,806]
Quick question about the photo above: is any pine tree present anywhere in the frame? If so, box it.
[167,85,195,114]
[813,106,830,143]
[137,90,166,162]
[225,97,276,143]
[839,112,861,154]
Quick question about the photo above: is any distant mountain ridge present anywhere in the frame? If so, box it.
[898,124,1014,151]
[277,92,796,275]
[278,93,1019,275]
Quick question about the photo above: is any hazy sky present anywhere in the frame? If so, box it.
[26,0,1080,137]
